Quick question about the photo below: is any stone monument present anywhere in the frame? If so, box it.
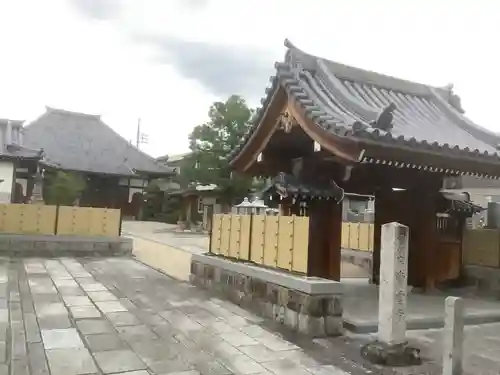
[361,222,421,366]
[443,296,464,375]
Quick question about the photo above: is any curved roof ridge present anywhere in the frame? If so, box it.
[284,39,437,96]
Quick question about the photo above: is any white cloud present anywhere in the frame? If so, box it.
[0,0,499,157]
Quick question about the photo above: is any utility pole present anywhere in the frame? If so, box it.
[135,118,149,150]
[136,118,141,148]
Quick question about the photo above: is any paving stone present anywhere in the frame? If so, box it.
[28,342,50,375]
[164,371,201,375]
[11,321,27,359]
[53,279,78,287]
[220,331,259,347]
[93,349,146,373]
[0,310,8,324]
[87,291,118,302]
[0,364,6,375]
[35,302,67,317]
[254,334,299,352]
[38,314,73,329]
[46,348,97,375]
[32,293,61,305]
[117,325,159,342]
[131,339,182,364]
[42,328,84,349]
[58,286,86,296]
[238,344,289,363]
[115,371,150,375]
[11,358,30,375]
[63,296,92,306]
[70,305,102,319]
[0,325,6,342]
[85,333,125,352]
[262,359,312,375]
[106,311,141,326]
[149,358,194,373]
[219,354,268,374]
[80,282,108,292]
[95,300,128,313]
[76,319,113,335]
[24,313,41,343]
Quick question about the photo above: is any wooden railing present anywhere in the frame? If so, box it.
[0,204,121,237]
[210,214,309,274]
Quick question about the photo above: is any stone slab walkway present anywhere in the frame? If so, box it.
[0,256,357,375]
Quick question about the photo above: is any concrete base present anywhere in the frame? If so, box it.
[360,340,421,366]
[0,234,132,257]
[190,253,344,337]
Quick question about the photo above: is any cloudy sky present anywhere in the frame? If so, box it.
[0,0,499,158]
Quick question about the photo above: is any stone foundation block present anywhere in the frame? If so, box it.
[0,234,132,257]
[190,253,344,337]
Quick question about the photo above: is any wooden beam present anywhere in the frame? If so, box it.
[287,99,364,163]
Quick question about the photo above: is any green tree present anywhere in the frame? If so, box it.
[180,95,256,203]
[44,171,86,205]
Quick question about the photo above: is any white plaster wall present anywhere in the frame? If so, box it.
[0,161,14,203]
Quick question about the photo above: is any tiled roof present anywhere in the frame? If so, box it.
[229,40,500,163]
[1,144,42,160]
[442,192,484,214]
[23,107,174,176]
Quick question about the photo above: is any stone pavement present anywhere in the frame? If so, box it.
[405,322,500,374]
[0,256,360,375]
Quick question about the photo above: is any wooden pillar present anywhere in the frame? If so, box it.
[416,188,439,290]
[372,188,392,285]
[307,199,342,280]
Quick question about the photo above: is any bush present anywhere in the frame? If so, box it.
[44,171,86,206]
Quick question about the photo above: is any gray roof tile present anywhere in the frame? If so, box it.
[23,107,174,176]
[229,40,500,162]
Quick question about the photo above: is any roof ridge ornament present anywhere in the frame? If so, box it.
[370,102,396,131]
[437,83,464,114]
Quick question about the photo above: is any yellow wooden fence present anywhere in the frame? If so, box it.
[462,228,500,268]
[210,214,309,273]
[0,204,121,237]
[341,222,374,251]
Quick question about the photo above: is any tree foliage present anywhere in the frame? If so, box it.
[44,171,86,206]
[178,95,256,203]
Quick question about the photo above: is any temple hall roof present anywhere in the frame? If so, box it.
[24,107,174,177]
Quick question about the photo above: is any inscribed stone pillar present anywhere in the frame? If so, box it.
[443,296,464,375]
[378,222,409,345]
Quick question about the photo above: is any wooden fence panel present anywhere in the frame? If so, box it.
[348,223,360,250]
[368,223,374,251]
[250,215,265,264]
[0,204,57,235]
[463,229,500,267]
[57,206,120,236]
[210,214,223,254]
[341,223,350,248]
[277,216,293,270]
[292,216,309,273]
[229,215,241,259]
[358,223,370,251]
[263,216,279,268]
[219,214,231,256]
[239,215,251,260]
